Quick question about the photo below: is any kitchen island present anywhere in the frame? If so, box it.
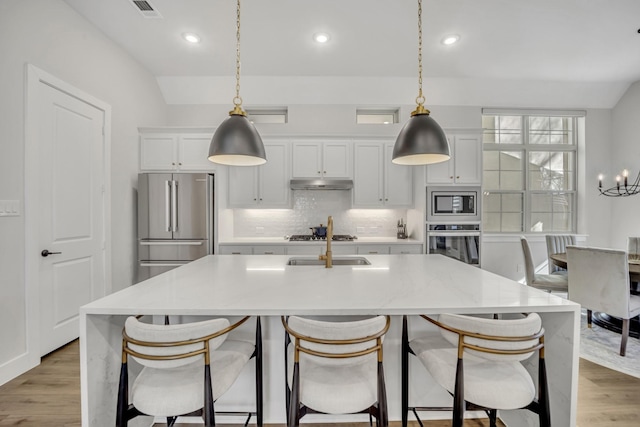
[80,254,580,426]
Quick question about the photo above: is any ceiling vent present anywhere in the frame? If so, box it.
[131,0,162,18]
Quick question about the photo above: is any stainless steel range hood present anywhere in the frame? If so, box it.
[290,179,353,190]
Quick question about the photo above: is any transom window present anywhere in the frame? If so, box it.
[482,110,582,233]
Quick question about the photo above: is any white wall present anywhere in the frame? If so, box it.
[608,81,640,250]
[0,0,167,383]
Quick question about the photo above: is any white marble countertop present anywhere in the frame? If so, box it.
[218,237,424,245]
[82,254,577,316]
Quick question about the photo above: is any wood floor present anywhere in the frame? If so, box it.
[0,340,638,426]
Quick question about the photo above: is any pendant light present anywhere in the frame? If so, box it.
[208,0,266,166]
[392,0,450,165]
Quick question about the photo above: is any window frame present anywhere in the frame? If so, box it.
[482,110,580,234]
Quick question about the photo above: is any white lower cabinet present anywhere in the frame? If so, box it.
[220,243,422,255]
[389,244,423,254]
[357,245,390,255]
[219,245,253,255]
[253,246,286,255]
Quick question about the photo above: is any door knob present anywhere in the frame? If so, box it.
[41,249,62,257]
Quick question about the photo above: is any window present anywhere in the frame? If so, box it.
[482,110,582,233]
[246,108,288,124]
[356,109,399,124]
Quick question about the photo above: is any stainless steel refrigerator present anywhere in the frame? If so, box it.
[137,173,214,282]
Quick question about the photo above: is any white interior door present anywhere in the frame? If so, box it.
[37,82,107,356]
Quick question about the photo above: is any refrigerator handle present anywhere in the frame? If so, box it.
[165,180,172,232]
[172,180,178,232]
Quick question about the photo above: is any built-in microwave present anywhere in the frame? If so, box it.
[427,186,481,222]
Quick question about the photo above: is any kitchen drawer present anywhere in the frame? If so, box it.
[389,244,423,254]
[219,245,253,255]
[357,245,390,255]
[254,245,286,255]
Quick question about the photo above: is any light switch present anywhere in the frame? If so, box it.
[0,200,20,217]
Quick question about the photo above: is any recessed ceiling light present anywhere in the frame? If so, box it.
[183,33,201,44]
[313,32,330,43]
[441,35,460,45]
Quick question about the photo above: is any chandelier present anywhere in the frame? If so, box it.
[598,169,640,197]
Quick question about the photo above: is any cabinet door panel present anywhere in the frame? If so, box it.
[228,166,258,207]
[178,135,216,171]
[292,142,322,178]
[253,245,286,255]
[323,141,352,178]
[353,143,383,207]
[453,135,482,184]
[425,135,455,184]
[390,244,423,254]
[384,143,413,206]
[357,244,390,255]
[219,245,253,255]
[260,142,290,206]
[140,135,177,171]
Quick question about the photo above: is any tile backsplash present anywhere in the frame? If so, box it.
[233,190,407,238]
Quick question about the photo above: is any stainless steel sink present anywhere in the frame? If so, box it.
[287,256,371,266]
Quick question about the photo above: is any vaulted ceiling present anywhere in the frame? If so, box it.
[63,0,640,108]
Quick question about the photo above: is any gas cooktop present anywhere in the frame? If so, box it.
[288,234,357,241]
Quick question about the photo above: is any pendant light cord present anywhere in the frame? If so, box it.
[231,0,245,115]
[413,0,429,116]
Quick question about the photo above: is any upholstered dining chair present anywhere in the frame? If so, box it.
[401,313,549,427]
[628,237,640,258]
[545,234,576,274]
[520,236,568,292]
[282,315,391,427]
[567,246,640,356]
[116,316,262,427]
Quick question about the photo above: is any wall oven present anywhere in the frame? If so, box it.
[426,223,481,266]
[426,186,482,266]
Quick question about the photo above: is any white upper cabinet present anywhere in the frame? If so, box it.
[140,132,215,172]
[292,140,352,178]
[228,140,290,208]
[426,133,481,185]
[353,141,413,207]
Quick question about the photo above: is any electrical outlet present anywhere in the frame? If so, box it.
[255,226,264,234]
[516,264,523,272]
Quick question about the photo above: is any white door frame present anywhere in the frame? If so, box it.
[23,64,112,369]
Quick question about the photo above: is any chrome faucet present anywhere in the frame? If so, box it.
[319,215,333,268]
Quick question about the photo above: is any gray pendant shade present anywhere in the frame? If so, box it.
[208,114,267,166]
[392,113,451,165]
